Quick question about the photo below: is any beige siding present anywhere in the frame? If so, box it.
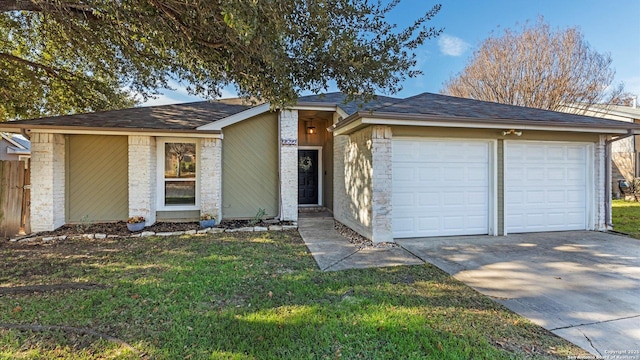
[222,112,279,218]
[66,135,128,222]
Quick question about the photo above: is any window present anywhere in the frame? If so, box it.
[158,139,198,209]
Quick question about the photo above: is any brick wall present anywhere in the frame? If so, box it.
[279,110,298,221]
[128,136,157,225]
[370,126,393,242]
[596,136,607,230]
[200,138,222,220]
[30,133,65,232]
[334,127,373,239]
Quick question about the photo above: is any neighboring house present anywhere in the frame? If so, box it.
[0,133,30,161]
[569,101,640,197]
[0,92,638,243]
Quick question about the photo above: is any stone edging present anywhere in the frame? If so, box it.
[10,224,298,243]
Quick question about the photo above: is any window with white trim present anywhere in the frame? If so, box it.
[158,138,199,209]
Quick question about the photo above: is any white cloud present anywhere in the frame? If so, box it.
[438,34,470,57]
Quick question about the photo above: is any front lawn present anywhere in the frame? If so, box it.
[612,199,640,238]
[0,231,587,359]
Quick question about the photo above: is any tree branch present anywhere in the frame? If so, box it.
[0,0,41,12]
[0,52,61,77]
[147,0,225,49]
[0,0,98,19]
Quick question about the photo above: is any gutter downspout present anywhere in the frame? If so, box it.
[605,130,634,228]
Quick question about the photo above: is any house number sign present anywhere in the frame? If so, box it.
[281,138,297,146]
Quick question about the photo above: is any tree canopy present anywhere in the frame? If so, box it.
[442,18,625,113]
[0,0,442,121]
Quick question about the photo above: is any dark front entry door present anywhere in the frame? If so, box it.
[298,149,319,204]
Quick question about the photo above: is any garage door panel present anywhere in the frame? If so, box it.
[393,139,490,238]
[547,190,567,203]
[418,167,439,182]
[567,190,585,203]
[394,193,415,208]
[547,168,566,180]
[546,146,566,160]
[467,191,487,205]
[567,167,585,181]
[567,147,586,160]
[526,190,546,204]
[526,167,546,181]
[506,142,588,233]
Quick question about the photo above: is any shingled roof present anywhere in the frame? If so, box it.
[1,91,637,134]
[297,92,403,114]
[335,92,640,130]
[3,99,254,131]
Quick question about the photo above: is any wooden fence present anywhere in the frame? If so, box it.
[0,160,30,238]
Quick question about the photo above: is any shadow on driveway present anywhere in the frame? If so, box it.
[397,231,640,357]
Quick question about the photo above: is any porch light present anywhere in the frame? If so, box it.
[306,121,317,134]
[502,129,522,136]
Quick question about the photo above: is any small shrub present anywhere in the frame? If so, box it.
[248,208,266,226]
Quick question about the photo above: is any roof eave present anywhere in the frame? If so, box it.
[330,111,638,135]
[0,124,222,137]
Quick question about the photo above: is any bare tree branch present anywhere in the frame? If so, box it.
[442,18,622,114]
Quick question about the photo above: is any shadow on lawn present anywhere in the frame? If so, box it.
[0,232,582,358]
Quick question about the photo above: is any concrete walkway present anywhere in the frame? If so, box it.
[297,213,423,271]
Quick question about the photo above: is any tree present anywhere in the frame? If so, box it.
[0,0,442,121]
[442,18,624,113]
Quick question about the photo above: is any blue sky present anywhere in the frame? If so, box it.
[142,0,640,106]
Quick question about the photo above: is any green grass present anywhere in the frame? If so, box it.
[612,199,640,238]
[0,231,586,359]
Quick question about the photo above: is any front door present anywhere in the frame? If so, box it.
[298,149,319,204]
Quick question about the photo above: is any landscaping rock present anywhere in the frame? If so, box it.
[140,231,155,237]
[95,234,107,239]
[268,225,283,231]
[227,227,254,232]
[185,230,197,235]
[253,226,268,232]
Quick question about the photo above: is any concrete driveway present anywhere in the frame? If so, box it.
[396,231,640,357]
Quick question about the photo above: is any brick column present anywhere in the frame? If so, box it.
[279,109,298,222]
[371,126,393,242]
[128,136,156,226]
[200,137,222,221]
[596,135,608,230]
[30,133,65,232]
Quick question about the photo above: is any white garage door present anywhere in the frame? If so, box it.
[505,142,589,233]
[392,139,490,238]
